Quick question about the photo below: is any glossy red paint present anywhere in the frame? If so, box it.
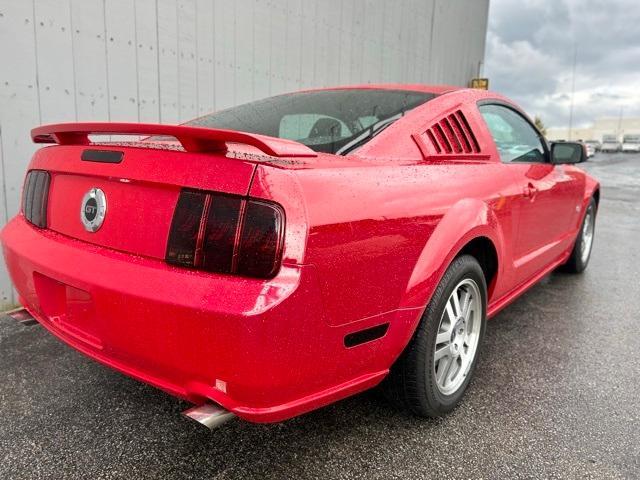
[1,86,599,423]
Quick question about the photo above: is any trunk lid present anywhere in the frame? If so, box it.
[32,144,256,260]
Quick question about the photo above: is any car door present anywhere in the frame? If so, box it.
[478,103,583,285]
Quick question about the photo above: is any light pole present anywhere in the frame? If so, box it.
[568,44,577,141]
[617,106,624,141]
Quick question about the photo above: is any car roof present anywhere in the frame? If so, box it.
[298,83,464,96]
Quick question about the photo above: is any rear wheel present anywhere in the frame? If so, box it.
[563,198,596,273]
[384,255,487,417]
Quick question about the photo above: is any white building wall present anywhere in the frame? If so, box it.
[0,0,489,307]
[547,117,640,142]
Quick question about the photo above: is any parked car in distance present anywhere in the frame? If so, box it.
[580,141,595,158]
[621,134,640,153]
[584,139,600,153]
[1,85,600,429]
[601,134,621,152]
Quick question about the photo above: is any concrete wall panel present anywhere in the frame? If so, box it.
[0,0,489,306]
[135,0,161,122]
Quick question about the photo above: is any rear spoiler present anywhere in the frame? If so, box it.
[31,122,317,158]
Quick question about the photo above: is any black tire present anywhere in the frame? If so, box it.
[563,198,597,273]
[383,255,487,417]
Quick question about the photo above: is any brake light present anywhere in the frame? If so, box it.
[166,190,285,278]
[22,170,50,228]
[236,201,285,278]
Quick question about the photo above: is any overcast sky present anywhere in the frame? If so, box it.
[485,0,640,129]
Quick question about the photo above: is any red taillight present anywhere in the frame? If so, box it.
[22,170,50,228]
[201,195,242,273]
[166,190,285,279]
[236,200,285,278]
[165,190,207,267]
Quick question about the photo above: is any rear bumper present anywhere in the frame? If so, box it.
[1,217,400,423]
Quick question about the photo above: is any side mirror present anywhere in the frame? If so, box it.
[551,142,587,164]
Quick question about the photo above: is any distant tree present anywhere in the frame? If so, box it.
[534,116,547,137]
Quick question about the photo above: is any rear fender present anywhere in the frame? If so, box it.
[396,198,504,342]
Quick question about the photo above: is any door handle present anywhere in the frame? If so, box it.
[523,183,538,199]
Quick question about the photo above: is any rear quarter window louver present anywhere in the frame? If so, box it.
[425,110,480,155]
[22,170,50,228]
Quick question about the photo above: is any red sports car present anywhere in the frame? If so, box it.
[1,85,599,428]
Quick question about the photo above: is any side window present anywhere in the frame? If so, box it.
[479,104,547,163]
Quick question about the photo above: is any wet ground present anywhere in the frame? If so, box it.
[1,153,639,479]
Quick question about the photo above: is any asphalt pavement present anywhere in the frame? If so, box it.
[1,153,639,479]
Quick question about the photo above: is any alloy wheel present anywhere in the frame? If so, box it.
[580,205,595,264]
[433,278,482,395]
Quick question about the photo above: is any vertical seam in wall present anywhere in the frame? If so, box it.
[312,0,318,84]
[0,125,13,305]
[133,1,141,122]
[232,1,237,104]
[351,0,360,83]
[338,0,343,83]
[176,1,181,120]
[68,0,78,121]
[282,2,287,93]
[403,3,411,82]
[361,0,366,82]
[194,0,199,114]
[31,0,42,124]
[0,128,8,226]
[250,0,255,99]
[298,1,304,86]
[479,0,489,76]
[427,0,437,81]
[349,0,355,81]
[379,1,386,81]
[268,2,273,95]
[103,0,111,121]
[155,0,162,122]
[212,0,216,112]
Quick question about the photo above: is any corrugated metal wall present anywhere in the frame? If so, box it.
[0,0,489,307]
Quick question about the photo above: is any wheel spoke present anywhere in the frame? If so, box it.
[461,289,472,321]
[436,356,452,385]
[459,350,469,374]
[451,289,462,317]
[447,358,459,383]
[583,212,591,236]
[445,300,456,325]
[436,331,450,345]
[434,345,449,361]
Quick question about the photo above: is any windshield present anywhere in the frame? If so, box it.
[623,136,640,143]
[182,89,436,154]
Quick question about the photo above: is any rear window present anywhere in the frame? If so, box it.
[184,89,436,154]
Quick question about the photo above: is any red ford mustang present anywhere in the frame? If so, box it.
[1,85,599,428]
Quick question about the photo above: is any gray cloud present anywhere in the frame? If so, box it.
[485,0,640,128]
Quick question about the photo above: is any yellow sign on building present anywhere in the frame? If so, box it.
[470,78,489,90]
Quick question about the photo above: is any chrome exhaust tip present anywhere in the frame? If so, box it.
[5,307,38,326]
[182,402,235,429]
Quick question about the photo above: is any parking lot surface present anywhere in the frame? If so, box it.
[1,153,639,480]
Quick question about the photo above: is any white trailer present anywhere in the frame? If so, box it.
[622,134,640,153]
[601,134,621,152]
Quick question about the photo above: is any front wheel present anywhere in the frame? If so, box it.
[383,255,487,417]
[563,198,597,273]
